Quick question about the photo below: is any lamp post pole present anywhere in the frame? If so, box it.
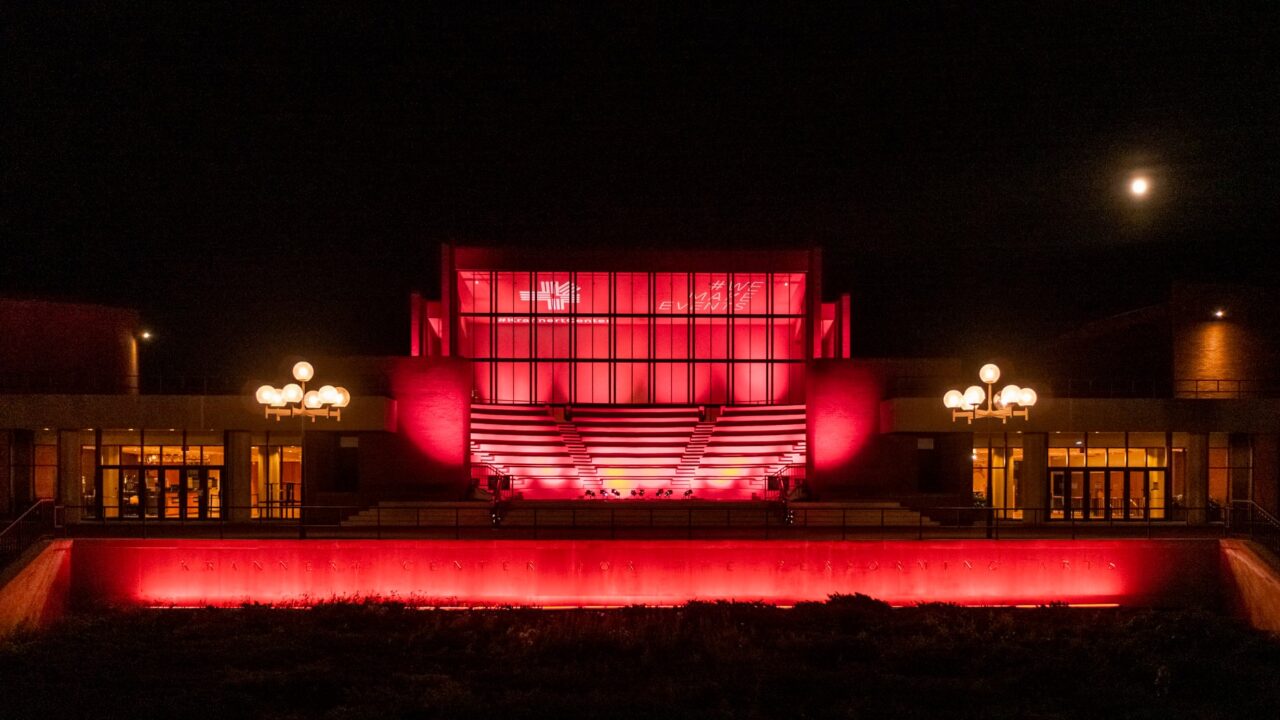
[254,361,350,536]
[943,363,1038,535]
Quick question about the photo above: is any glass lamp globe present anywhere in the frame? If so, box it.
[1000,385,1021,406]
[282,383,303,403]
[268,389,287,407]
[255,385,276,404]
[963,385,985,406]
[943,389,964,409]
[303,390,323,409]
[319,385,338,404]
[978,364,1001,384]
[333,387,351,408]
[1019,388,1038,406]
[292,361,315,382]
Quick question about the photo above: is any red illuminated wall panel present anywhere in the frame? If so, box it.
[68,539,1224,609]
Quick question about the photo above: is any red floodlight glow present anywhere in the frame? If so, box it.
[66,539,1220,609]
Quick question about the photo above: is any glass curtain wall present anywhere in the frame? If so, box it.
[90,430,223,520]
[1048,432,1175,520]
[458,271,807,404]
[972,433,1023,519]
[251,438,302,518]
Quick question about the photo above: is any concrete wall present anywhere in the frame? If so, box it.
[1220,540,1280,634]
[9,539,1276,633]
[292,355,471,499]
[805,360,971,500]
[62,538,1225,610]
[0,394,396,433]
[0,299,139,394]
[1172,285,1280,398]
[0,540,71,636]
[806,361,882,497]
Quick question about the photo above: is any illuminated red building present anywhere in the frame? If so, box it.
[407,246,836,500]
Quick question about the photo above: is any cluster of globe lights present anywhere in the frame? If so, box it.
[255,361,350,416]
[943,364,1037,412]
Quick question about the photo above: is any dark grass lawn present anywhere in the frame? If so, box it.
[2,597,1279,719]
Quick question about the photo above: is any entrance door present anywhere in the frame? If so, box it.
[144,469,160,519]
[1050,470,1066,519]
[1086,470,1107,519]
[1128,470,1148,519]
[1108,470,1126,520]
[179,468,221,520]
[185,468,204,519]
[121,469,142,518]
[1069,470,1086,519]
[206,469,221,519]
[163,468,183,519]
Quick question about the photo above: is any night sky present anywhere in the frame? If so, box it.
[4,3,1278,378]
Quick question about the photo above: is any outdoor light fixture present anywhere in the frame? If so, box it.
[255,360,350,421]
[942,363,1036,424]
[1129,177,1149,197]
[1213,308,1226,319]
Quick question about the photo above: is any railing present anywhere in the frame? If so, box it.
[1228,500,1280,556]
[889,376,1280,400]
[50,502,1235,541]
[1173,379,1280,399]
[764,463,805,502]
[0,499,57,570]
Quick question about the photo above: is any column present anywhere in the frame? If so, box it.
[58,429,84,524]
[1020,432,1048,525]
[1249,433,1278,517]
[1185,433,1209,525]
[224,431,253,522]
[1229,433,1253,506]
[0,431,12,516]
[9,430,35,510]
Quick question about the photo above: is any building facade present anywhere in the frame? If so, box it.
[1,254,1277,524]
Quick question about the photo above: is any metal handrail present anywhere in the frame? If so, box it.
[52,502,1230,543]
[1228,499,1280,555]
[0,499,56,569]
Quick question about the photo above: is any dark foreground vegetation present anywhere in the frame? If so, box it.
[2,598,1279,719]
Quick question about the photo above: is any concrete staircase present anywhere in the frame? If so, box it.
[673,421,714,488]
[556,422,599,488]
[468,404,809,500]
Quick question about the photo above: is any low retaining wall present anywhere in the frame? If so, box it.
[2,538,1264,634]
[0,539,72,635]
[67,538,1221,608]
[1220,540,1280,633]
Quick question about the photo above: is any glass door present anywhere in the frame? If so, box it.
[1128,470,1148,519]
[178,468,221,519]
[121,469,142,518]
[1108,470,1126,520]
[144,469,160,519]
[163,468,183,519]
[1050,470,1066,519]
[206,469,221,519]
[1087,471,1106,519]
[185,468,203,519]
[1069,470,1086,519]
